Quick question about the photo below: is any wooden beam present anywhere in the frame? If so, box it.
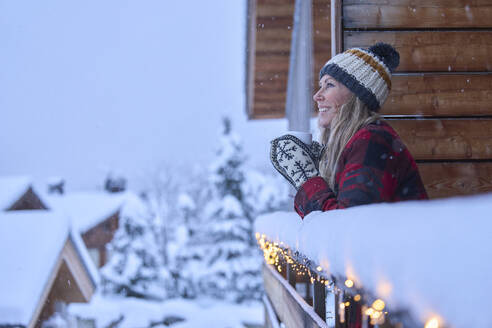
[263,263,329,328]
[345,31,492,72]
[418,162,492,199]
[286,0,314,132]
[331,0,342,56]
[343,0,492,29]
[381,73,492,116]
[388,119,492,160]
[246,0,257,118]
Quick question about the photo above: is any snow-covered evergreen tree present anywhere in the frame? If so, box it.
[176,117,263,302]
[101,194,171,300]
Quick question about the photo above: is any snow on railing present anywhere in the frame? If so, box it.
[255,194,492,328]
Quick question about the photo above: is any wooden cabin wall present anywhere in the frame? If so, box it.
[7,187,48,210]
[247,0,331,119]
[82,211,119,267]
[343,0,492,198]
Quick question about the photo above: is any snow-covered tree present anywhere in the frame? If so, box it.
[101,194,171,300]
[100,117,289,303]
[176,117,264,302]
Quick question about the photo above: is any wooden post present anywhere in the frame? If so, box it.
[287,263,296,287]
[245,0,256,118]
[312,280,326,321]
[286,0,313,132]
[331,0,343,56]
[306,280,312,305]
[335,289,342,328]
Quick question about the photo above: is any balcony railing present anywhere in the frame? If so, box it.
[255,194,492,328]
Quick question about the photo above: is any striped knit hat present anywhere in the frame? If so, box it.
[319,43,400,112]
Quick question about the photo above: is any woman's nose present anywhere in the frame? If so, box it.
[313,90,322,102]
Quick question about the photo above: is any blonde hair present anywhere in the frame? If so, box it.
[319,94,381,190]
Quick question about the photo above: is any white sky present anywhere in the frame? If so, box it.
[0,0,298,191]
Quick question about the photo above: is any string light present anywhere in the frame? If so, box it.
[256,234,437,328]
[424,317,440,328]
[372,299,385,311]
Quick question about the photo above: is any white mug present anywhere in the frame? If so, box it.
[287,131,312,145]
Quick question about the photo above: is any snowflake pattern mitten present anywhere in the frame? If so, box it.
[310,141,325,164]
[270,134,320,189]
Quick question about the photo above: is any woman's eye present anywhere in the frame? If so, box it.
[326,83,334,88]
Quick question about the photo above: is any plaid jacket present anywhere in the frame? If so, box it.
[294,120,428,219]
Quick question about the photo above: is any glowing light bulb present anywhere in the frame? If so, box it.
[372,299,385,311]
[371,311,381,319]
[344,279,354,288]
[354,294,361,302]
[316,266,322,271]
[344,301,350,307]
[324,280,329,286]
[255,232,260,239]
[425,317,439,328]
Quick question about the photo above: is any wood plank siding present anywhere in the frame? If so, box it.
[388,119,492,160]
[344,31,492,72]
[246,1,492,198]
[383,74,492,116]
[247,0,331,119]
[343,0,492,29]
[418,162,492,198]
[341,1,492,199]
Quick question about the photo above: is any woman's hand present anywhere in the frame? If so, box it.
[270,134,320,189]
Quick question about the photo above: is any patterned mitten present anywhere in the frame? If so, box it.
[310,141,325,164]
[270,135,320,189]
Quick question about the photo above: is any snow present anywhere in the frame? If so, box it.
[43,191,143,233]
[70,226,101,286]
[69,292,263,328]
[0,210,101,326]
[177,192,195,210]
[0,211,70,326]
[0,175,33,210]
[254,194,492,328]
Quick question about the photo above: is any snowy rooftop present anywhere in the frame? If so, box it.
[255,194,492,328]
[0,176,33,210]
[43,191,141,233]
[0,210,99,326]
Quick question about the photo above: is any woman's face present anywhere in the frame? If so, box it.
[313,75,352,128]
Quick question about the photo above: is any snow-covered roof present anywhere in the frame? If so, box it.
[0,210,99,326]
[43,191,139,233]
[255,194,492,328]
[0,176,32,210]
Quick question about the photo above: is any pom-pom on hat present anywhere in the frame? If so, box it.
[319,42,400,112]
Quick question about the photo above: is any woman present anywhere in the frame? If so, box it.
[270,43,428,219]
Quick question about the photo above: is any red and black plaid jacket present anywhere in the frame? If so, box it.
[294,120,428,219]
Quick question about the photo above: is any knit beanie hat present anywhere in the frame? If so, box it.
[319,42,400,112]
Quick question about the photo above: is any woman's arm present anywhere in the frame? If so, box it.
[294,128,414,218]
